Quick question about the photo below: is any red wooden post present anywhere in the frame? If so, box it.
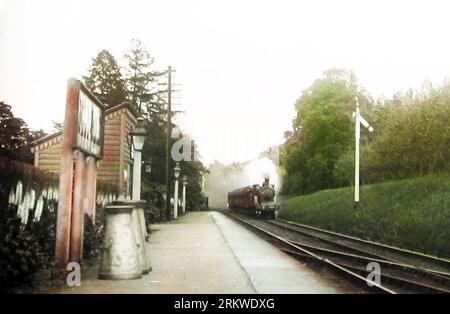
[85,157,98,221]
[70,150,86,264]
[55,80,79,271]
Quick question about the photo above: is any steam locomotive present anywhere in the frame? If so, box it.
[227,178,278,219]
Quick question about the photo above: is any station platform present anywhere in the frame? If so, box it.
[59,211,352,294]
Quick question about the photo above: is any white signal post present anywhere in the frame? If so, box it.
[353,97,374,204]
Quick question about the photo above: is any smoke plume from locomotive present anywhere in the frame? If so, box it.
[241,157,280,192]
[204,156,281,208]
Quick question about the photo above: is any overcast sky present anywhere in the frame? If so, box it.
[1,0,450,165]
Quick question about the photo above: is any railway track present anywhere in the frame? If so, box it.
[273,218,450,276]
[223,210,450,294]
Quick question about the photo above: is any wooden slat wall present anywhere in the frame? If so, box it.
[119,111,136,197]
[37,143,62,174]
[98,114,121,184]
[33,106,138,197]
[123,113,135,166]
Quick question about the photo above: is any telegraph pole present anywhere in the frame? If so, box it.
[160,66,182,221]
[165,66,174,220]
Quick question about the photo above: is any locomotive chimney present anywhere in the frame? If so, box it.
[264,177,270,187]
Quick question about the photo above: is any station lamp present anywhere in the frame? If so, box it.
[131,117,147,152]
[174,162,181,179]
[143,158,152,174]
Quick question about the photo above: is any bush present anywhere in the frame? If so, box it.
[0,158,117,290]
[0,202,106,291]
[83,206,107,262]
[279,175,450,258]
[0,205,42,290]
[30,200,57,268]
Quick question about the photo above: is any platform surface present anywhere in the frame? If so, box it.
[58,211,351,294]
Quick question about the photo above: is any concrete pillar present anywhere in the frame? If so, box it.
[132,202,151,274]
[110,200,151,274]
[99,204,142,280]
[69,150,86,264]
[136,206,148,241]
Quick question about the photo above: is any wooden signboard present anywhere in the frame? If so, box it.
[55,79,106,271]
[74,82,105,158]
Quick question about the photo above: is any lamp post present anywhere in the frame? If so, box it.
[182,175,188,214]
[130,117,149,245]
[173,162,180,219]
[98,116,153,278]
[131,117,147,201]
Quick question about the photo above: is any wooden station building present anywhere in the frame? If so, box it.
[31,102,139,200]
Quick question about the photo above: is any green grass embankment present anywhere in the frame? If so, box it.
[278,175,450,258]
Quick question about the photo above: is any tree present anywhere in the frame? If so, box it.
[81,41,206,221]
[0,102,35,163]
[331,78,450,188]
[51,120,63,132]
[83,49,126,107]
[281,69,370,194]
[364,84,450,181]
[141,124,207,220]
[124,39,162,116]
